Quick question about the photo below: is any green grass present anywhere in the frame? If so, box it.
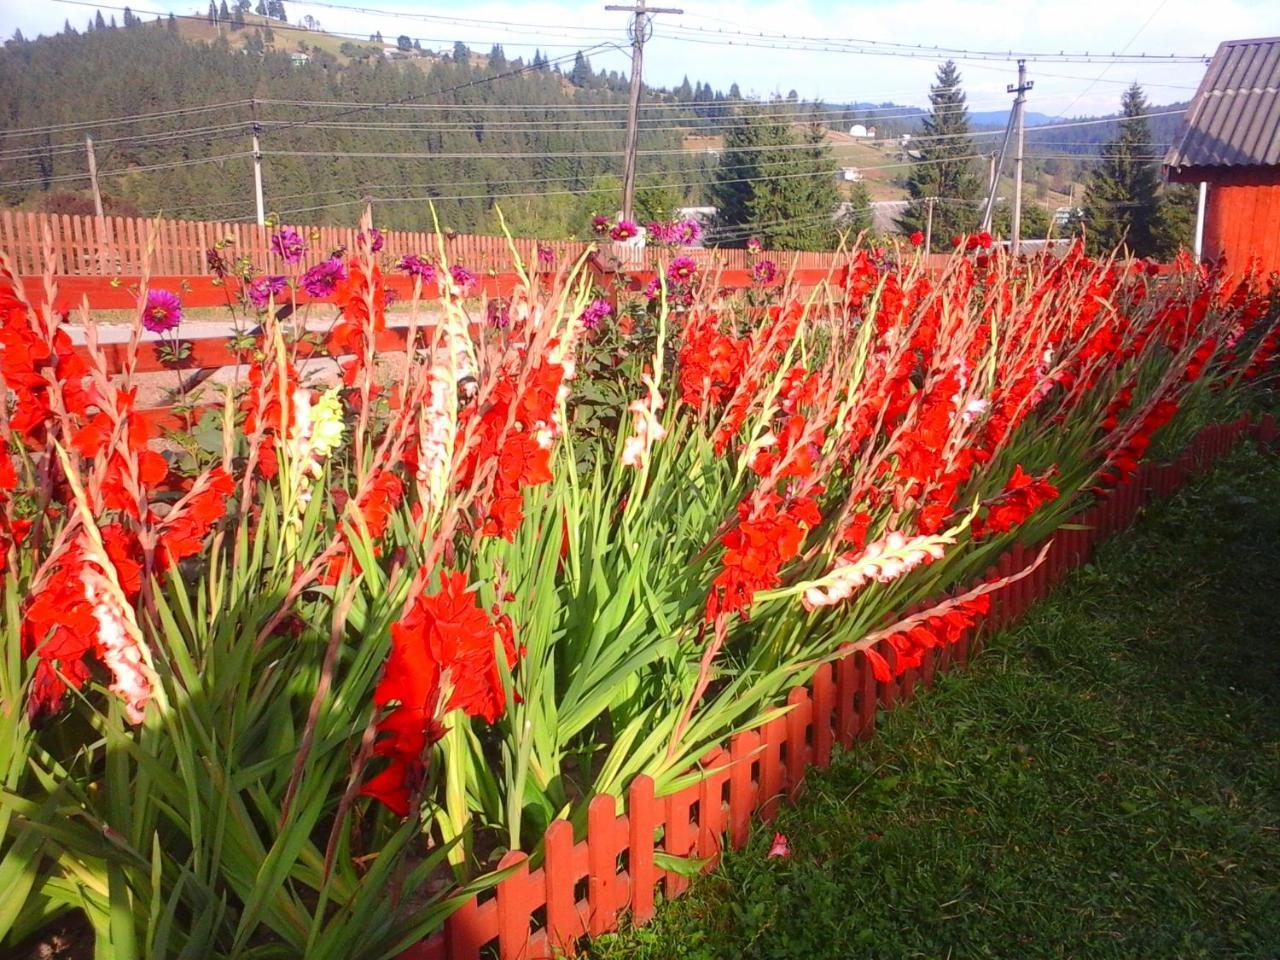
[591,444,1280,960]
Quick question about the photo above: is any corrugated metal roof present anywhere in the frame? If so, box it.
[1165,36,1280,169]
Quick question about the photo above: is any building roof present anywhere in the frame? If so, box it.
[1165,36,1280,171]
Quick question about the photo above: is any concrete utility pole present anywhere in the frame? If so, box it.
[1008,59,1033,255]
[924,196,935,254]
[980,119,1014,232]
[605,0,682,222]
[250,100,265,226]
[85,136,104,219]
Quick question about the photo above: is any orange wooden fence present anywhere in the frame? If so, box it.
[0,210,851,278]
[395,415,1269,960]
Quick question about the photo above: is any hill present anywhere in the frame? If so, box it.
[0,15,1190,241]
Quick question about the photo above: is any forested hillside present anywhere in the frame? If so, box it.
[0,15,722,235]
[0,13,1193,243]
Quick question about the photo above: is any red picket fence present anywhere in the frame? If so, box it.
[395,413,1272,960]
[0,209,859,279]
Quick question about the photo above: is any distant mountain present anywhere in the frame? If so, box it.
[970,110,1056,128]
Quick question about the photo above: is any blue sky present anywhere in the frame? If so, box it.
[4,0,1276,114]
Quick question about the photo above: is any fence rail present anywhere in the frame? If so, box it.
[0,210,850,278]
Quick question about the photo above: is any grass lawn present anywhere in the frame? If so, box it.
[590,444,1280,960]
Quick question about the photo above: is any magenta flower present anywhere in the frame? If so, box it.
[751,258,778,286]
[301,257,347,298]
[205,246,229,278]
[271,227,305,264]
[143,289,183,333]
[591,214,610,236]
[247,275,288,308]
[579,298,613,330]
[487,299,511,329]
[646,221,675,245]
[746,236,763,254]
[667,256,698,285]
[676,218,702,245]
[609,220,638,243]
[643,276,661,301]
[449,264,477,295]
[397,254,437,283]
[359,227,384,253]
[536,243,555,266]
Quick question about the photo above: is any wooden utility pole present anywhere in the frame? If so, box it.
[1008,59,1033,255]
[605,0,682,222]
[85,136,104,219]
[251,100,266,226]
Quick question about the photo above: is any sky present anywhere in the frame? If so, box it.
[2,0,1276,115]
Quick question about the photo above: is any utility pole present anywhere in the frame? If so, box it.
[980,117,1014,232]
[924,196,935,254]
[85,136,105,219]
[1008,59,1033,256]
[250,100,265,227]
[605,0,682,223]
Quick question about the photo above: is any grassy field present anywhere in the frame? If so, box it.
[590,443,1280,960]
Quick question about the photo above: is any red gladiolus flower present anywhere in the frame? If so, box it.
[909,230,925,247]
[156,467,235,566]
[362,570,518,816]
[972,465,1059,539]
[707,494,821,621]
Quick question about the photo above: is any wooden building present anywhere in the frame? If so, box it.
[1164,37,1280,275]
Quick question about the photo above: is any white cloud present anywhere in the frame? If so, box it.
[3,0,1273,114]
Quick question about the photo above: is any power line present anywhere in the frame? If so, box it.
[0,100,251,138]
[262,153,983,218]
[652,21,1208,63]
[0,152,251,189]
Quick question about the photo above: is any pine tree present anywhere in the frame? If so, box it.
[219,2,231,22]
[208,2,217,23]
[712,103,842,250]
[1151,183,1197,259]
[453,41,469,63]
[122,8,135,28]
[569,51,592,87]
[898,60,981,242]
[1082,83,1162,256]
[95,10,107,30]
[169,13,178,31]
[256,0,267,14]
[63,19,75,34]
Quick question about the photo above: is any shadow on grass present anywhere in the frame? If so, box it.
[590,445,1280,960]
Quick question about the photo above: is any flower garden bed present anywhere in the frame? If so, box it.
[405,414,1273,960]
[2,215,1278,960]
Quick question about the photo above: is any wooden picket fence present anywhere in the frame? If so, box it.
[0,210,847,279]
[397,413,1272,960]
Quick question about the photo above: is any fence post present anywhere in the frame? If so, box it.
[587,794,619,937]
[542,820,583,955]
